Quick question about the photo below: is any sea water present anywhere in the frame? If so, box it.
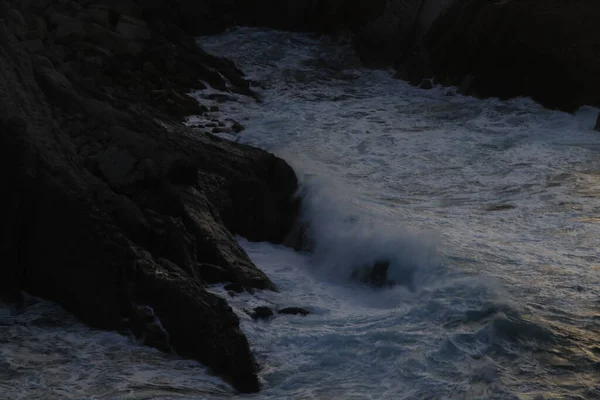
[2,28,600,400]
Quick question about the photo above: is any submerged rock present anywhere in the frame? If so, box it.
[251,306,274,320]
[351,260,392,288]
[279,307,310,316]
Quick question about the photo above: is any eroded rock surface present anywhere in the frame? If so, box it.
[0,0,299,393]
[402,0,600,112]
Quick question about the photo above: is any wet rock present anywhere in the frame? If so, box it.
[224,283,245,293]
[207,93,237,103]
[251,306,274,320]
[197,263,235,284]
[595,113,600,131]
[129,304,171,353]
[351,260,392,288]
[279,307,310,316]
[418,79,434,90]
[486,204,516,212]
[415,0,600,111]
[231,120,245,133]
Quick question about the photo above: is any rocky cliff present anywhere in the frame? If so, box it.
[0,0,299,393]
[404,0,600,113]
[218,0,600,121]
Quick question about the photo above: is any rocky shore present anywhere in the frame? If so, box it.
[2,0,599,395]
[220,0,600,121]
[0,0,299,393]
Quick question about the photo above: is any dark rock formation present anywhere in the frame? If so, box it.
[279,307,310,316]
[211,0,600,113]
[0,0,299,393]
[404,0,600,112]
[351,260,393,288]
[595,113,600,131]
[225,282,245,294]
[251,306,274,320]
[351,259,416,290]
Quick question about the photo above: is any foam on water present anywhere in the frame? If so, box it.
[3,27,600,399]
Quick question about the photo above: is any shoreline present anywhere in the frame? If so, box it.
[0,0,300,392]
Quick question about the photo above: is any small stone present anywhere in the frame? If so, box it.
[251,306,273,320]
[231,121,245,133]
[279,307,310,316]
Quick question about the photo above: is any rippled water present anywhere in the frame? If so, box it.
[3,28,600,399]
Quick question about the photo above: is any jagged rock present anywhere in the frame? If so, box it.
[0,0,299,393]
[96,147,138,188]
[415,0,600,112]
[21,39,44,53]
[231,120,245,133]
[224,282,245,293]
[351,260,392,288]
[115,15,151,41]
[129,304,171,353]
[418,79,434,90]
[35,66,81,106]
[53,20,85,44]
[279,307,310,316]
[251,306,274,320]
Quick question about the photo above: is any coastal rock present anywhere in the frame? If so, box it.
[251,306,274,320]
[279,307,310,316]
[0,0,299,393]
[595,113,600,131]
[412,0,600,112]
[351,260,392,288]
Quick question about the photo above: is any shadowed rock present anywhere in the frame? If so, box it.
[351,260,393,288]
[279,307,310,316]
[251,306,274,320]
[0,0,299,393]
[406,0,600,112]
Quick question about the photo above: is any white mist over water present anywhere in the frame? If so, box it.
[2,27,600,399]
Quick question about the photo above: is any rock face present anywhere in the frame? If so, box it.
[402,0,600,112]
[212,0,600,112]
[0,0,299,393]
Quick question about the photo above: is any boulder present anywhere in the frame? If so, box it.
[251,306,274,320]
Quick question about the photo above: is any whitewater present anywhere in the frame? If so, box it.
[2,28,600,399]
